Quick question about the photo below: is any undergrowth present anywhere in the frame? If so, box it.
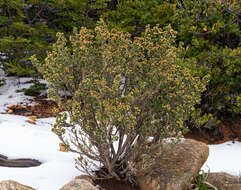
[16,80,47,96]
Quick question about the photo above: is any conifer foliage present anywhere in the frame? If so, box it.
[0,0,110,76]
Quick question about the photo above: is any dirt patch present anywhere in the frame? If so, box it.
[184,116,241,144]
[95,179,140,190]
[5,98,58,118]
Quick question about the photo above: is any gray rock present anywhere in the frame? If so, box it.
[75,175,95,185]
[136,139,209,190]
[60,179,99,190]
[0,180,36,190]
[207,172,241,190]
[0,155,41,167]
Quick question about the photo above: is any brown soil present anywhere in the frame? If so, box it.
[4,98,58,118]
[184,116,241,145]
[95,179,140,190]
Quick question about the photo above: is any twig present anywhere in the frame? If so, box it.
[204,181,218,190]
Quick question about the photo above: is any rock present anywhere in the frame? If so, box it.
[60,179,99,190]
[0,155,41,167]
[75,175,95,185]
[136,139,209,190]
[206,172,241,190]
[0,180,36,190]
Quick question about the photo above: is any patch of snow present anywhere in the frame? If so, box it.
[0,114,81,190]
[0,74,81,190]
[0,70,35,112]
[202,141,241,176]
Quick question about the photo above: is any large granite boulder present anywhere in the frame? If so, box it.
[0,180,36,190]
[207,172,241,190]
[60,179,99,190]
[136,139,209,190]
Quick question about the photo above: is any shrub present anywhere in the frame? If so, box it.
[16,80,47,96]
[32,19,208,182]
[175,0,241,117]
[0,78,5,87]
[106,0,176,36]
[0,0,111,77]
[191,170,212,190]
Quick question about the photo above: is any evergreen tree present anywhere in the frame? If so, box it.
[0,0,111,76]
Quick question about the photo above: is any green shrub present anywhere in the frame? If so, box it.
[0,0,111,77]
[105,0,241,125]
[4,60,37,77]
[106,0,176,36]
[175,0,241,118]
[191,170,213,190]
[32,19,208,182]
[0,78,5,87]
[16,80,47,96]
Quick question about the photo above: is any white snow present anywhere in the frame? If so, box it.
[0,115,81,190]
[202,141,241,176]
[0,67,241,189]
[0,76,34,112]
[0,69,81,190]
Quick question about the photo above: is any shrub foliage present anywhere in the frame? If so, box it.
[176,0,241,117]
[32,19,207,181]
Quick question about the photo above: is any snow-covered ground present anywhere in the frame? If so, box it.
[0,115,80,190]
[0,67,240,190]
[0,76,34,112]
[202,141,241,176]
[0,68,81,190]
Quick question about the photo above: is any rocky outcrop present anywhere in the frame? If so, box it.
[207,172,241,190]
[60,179,99,190]
[136,139,209,190]
[0,180,36,190]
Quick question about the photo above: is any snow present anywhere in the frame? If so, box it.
[0,69,81,190]
[0,115,81,190]
[0,76,34,112]
[202,141,241,176]
[0,67,241,189]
